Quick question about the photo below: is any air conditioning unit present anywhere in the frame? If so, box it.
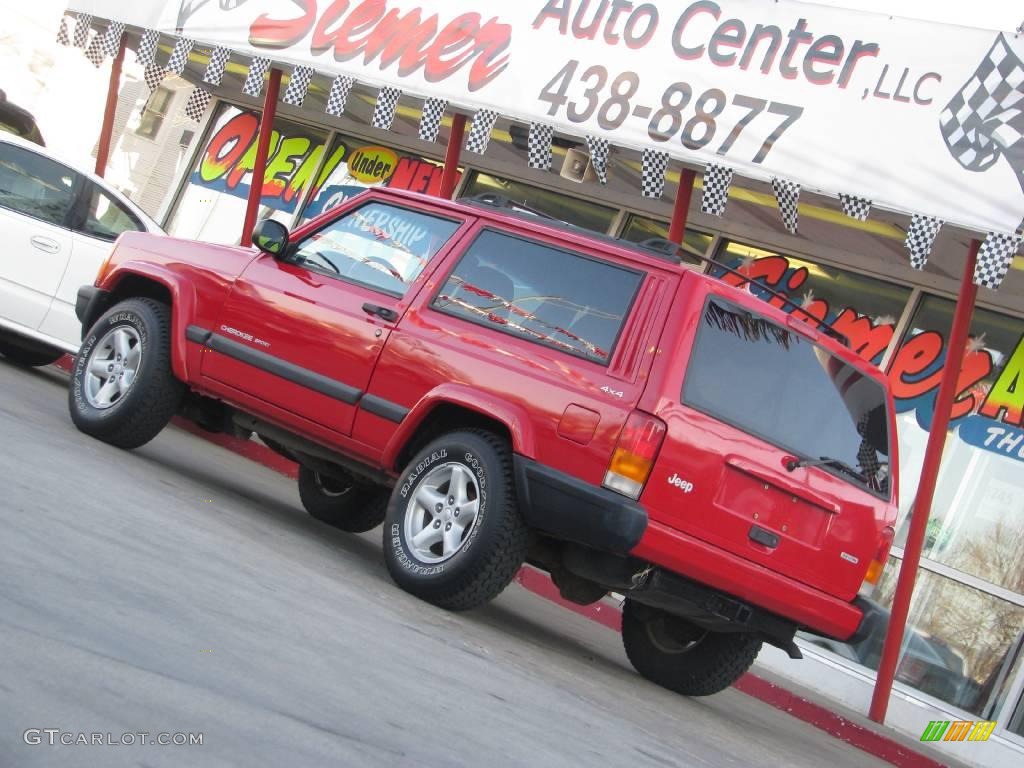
[559,147,599,183]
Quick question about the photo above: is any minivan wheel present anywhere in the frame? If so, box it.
[297,465,388,533]
[383,430,528,611]
[0,335,64,367]
[69,298,184,449]
[621,598,762,696]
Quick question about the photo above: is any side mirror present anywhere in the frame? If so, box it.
[252,219,289,257]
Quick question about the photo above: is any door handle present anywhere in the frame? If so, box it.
[362,303,398,323]
[30,235,60,254]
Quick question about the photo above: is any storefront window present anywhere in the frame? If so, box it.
[296,134,447,226]
[459,172,618,234]
[618,214,713,264]
[136,86,173,140]
[713,241,913,366]
[806,561,1024,717]
[165,104,330,243]
[888,297,1024,592]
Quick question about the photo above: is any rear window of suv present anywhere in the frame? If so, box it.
[682,298,891,495]
[431,229,643,365]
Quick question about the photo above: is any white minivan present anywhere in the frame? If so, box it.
[0,133,161,366]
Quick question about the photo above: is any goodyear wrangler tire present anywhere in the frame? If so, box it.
[68,298,185,449]
[621,598,763,696]
[298,465,388,533]
[383,430,528,611]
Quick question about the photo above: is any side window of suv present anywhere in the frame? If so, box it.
[431,229,643,365]
[74,181,144,241]
[291,202,460,296]
[0,142,76,226]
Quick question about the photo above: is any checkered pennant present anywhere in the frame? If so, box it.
[203,46,231,87]
[325,75,355,116]
[904,214,943,270]
[56,16,70,47]
[585,135,610,184]
[641,150,669,198]
[167,37,194,76]
[528,123,554,170]
[856,414,884,491]
[283,66,314,107]
[184,87,211,122]
[771,177,800,233]
[973,231,1023,290]
[73,14,92,48]
[136,29,159,67]
[243,56,271,97]
[143,63,167,94]
[371,87,402,130]
[465,109,499,154]
[84,33,105,68]
[418,98,447,142]
[101,22,125,58]
[839,193,872,221]
[701,163,733,215]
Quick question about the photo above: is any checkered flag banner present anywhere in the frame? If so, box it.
[283,66,314,107]
[465,109,499,154]
[56,16,70,46]
[839,193,872,221]
[73,14,92,48]
[167,37,194,76]
[974,231,1023,290]
[242,56,271,97]
[585,135,610,184]
[101,22,125,58]
[203,46,231,87]
[771,177,800,233]
[84,33,105,68]
[185,87,211,122]
[418,98,447,142]
[701,163,733,215]
[528,123,554,170]
[904,214,943,270]
[371,87,401,130]
[325,75,355,117]
[641,150,669,198]
[144,63,167,94]
[137,29,159,66]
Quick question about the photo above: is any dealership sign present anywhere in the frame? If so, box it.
[70,0,1023,234]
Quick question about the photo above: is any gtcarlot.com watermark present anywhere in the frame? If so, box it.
[24,729,203,746]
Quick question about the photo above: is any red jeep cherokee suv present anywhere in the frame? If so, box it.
[70,188,898,696]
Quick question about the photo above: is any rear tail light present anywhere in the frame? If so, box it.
[603,411,666,500]
[859,525,895,597]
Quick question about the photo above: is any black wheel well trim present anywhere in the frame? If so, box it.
[393,402,514,471]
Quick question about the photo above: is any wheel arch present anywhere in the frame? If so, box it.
[93,264,196,382]
[384,387,537,473]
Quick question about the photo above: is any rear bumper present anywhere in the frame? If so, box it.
[514,457,647,554]
[631,520,863,640]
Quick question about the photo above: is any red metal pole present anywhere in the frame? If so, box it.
[439,113,466,200]
[241,68,282,247]
[868,238,981,723]
[94,39,126,177]
[668,168,697,244]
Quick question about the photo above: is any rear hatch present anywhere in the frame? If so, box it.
[641,290,894,601]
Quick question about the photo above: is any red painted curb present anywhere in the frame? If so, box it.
[50,355,946,768]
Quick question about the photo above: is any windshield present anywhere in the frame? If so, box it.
[682,298,891,497]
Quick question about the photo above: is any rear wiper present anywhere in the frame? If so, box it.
[785,456,866,481]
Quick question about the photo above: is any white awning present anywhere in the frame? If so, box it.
[65,1,1024,238]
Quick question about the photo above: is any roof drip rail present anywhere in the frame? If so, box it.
[459,193,556,220]
[635,238,850,347]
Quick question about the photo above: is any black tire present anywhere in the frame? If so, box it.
[621,599,762,696]
[68,298,185,449]
[383,430,528,611]
[298,465,388,533]
[0,335,64,367]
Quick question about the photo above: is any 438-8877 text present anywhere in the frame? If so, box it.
[539,59,804,163]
